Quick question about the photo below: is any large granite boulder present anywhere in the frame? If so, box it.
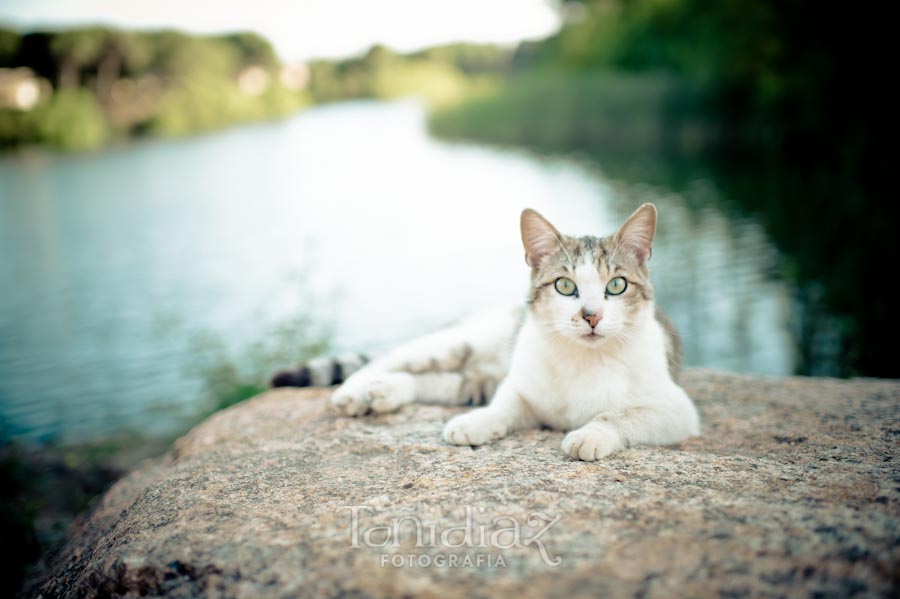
[30,371,900,598]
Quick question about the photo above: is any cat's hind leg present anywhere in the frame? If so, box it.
[332,372,416,416]
[331,326,473,416]
[332,305,520,416]
[333,372,488,416]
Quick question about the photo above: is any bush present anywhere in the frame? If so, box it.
[0,107,37,147]
[145,75,306,138]
[31,89,110,151]
[189,312,331,416]
[429,69,712,155]
[1,89,110,151]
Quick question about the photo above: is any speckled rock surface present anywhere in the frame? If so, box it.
[31,370,900,598]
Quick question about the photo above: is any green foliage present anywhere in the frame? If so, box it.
[145,73,306,138]
[103,30,154,76]
[50,27,107,87]
[149,31,240,80]
[307,42,511,107]
[548,1,780,85]
[543,0,875,150]
[189,312,331,416]
[410,43,513,75]
[0,89,109,151]
[370,60,486,109]
[0,108,35,147]
[431,69,711,154]
[0,435,159,597]
[222,32,280,69]
[0,28,21,66]
[0,443,40,597]
[31,89,110,150]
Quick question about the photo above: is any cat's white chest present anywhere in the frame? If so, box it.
[508,325,637,431]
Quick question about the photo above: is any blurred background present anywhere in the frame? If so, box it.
[0,0,894,592]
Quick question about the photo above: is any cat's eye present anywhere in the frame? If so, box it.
[554,277,578,296]
[606,277,627,296]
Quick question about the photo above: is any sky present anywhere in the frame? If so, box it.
[0,0,562,61]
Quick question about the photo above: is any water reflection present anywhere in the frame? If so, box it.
[0,100,792,442]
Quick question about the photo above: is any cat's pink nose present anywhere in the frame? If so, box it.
[583,309,602,329]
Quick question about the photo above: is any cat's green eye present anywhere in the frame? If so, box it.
[606,277,628,296]
[554,277,578,296]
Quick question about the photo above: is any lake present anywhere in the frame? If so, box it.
[0,100,793,443]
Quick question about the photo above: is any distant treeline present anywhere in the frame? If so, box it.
[0,26,514,151]
[305,43,512,108]
[0,27,306,150]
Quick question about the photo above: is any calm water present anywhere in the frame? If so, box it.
[0,100,793,443]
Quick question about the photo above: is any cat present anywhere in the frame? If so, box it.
[274,203,700,460]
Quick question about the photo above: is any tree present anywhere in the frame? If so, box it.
[50,28,107,88]
[0,29,21,68]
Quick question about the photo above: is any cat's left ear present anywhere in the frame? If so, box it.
[615,203,657,263]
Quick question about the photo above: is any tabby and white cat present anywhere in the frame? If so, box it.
[296,204,699,460]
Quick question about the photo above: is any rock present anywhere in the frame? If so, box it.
[29,370,900,598]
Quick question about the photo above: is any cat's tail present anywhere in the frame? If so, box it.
[269,353,372,388]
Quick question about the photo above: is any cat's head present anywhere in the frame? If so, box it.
[521,204,657,348]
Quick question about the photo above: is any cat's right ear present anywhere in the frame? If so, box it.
[521,209,563,268]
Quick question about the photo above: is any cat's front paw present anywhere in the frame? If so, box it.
[561,422,622,461]
[331,373,415,416]
[443,409,508,446]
